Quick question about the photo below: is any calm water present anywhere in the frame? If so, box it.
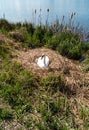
[0,0,89,30]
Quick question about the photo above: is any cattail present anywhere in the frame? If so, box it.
[62,15,64,21]
[71,12,74,19]
[40,8,42,12]
[62,15,65,24]
[74,12,76,16]
[47,8,49,12]
[35,9,37,14]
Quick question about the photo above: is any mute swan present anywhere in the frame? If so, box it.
[37,54,49,68]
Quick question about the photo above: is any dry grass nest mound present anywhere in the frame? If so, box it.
[16,48,89,95]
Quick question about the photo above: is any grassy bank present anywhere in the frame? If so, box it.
[0,18,89,130]
[0,18,89,60]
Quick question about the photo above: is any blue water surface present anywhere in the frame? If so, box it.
[0,0,89,30]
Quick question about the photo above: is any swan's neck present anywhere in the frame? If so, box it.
[41,55,46,65]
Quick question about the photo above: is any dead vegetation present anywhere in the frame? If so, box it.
[16,48,89,96]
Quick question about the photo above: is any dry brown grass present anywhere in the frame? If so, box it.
[15,48,89,96]
[0,33,11,43]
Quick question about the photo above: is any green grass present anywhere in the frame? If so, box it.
[0,108,13,120]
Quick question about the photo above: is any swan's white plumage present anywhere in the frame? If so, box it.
[37,55,49,68]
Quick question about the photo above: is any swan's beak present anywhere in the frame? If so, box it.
[41,54,45,59]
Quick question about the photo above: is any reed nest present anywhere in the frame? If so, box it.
[16,48,89,95]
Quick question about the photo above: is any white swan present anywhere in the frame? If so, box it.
[37,54,50,68]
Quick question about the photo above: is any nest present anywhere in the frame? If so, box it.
[16,48,89,95]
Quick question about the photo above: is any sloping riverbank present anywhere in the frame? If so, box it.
[0,20,89,129]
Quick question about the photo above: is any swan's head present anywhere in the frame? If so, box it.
[41,53,45,59]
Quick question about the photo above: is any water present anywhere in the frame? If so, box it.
[0,0,89,30]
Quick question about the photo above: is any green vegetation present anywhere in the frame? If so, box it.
[0,18,89,60]
[82,57,89,72]
[0,108,13,120]
[0,42,12,59]
[0,17,89,129]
